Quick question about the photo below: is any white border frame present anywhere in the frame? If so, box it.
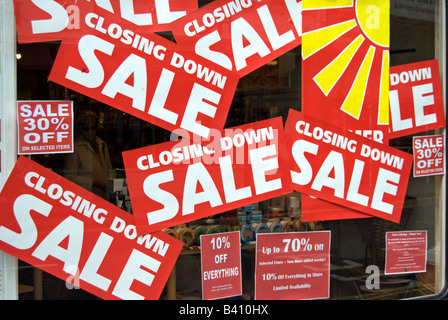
[0,0,18,300]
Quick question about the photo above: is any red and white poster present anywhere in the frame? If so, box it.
[17,101,74,155]
[389,60,446,139]
[255,231,331,300]
[171,0,302,77]
[302,0,390,136]
[13,0,199,44]
[285,109,413,223]
[200,231,242,300]
[385,231,427,275]
[301,0,391,221]
[0,156,183,300]
[300,117,386,222]
[123,117,293,235]
[48,1,239,144]
[413,135,445,177]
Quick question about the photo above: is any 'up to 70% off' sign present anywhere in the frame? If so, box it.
[255,231,331,300]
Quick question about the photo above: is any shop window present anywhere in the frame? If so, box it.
[1,0,445,300]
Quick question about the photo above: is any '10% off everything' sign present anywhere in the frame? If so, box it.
[200,231,242,300]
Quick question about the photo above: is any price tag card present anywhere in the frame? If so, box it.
[385,231,427,275]
[200,231,242,300]
[255,231,331,300]
[17,101,74,154]
[413,135,445,177]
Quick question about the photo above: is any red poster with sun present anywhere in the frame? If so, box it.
[301,0,390,221]
[302,0,390,133]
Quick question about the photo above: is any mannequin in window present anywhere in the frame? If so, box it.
[64,110,115,199]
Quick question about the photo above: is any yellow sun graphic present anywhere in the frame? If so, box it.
[302,0,390,125]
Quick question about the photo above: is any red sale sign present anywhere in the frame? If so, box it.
[300,125,386,222]
[285,109,413,223]
[123,117,293,235]
[413,135,445,177]
[0,156,183,300]
[171,0,302,77]
[389,60,446,139]
[17,101,74,155]
[13,0,75,43]
[385,231,427,275]
[201,231,242,300]
[255,231,331,300]
[13,0,199,43]
[49,2,239,143]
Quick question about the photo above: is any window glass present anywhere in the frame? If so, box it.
[11,0,446,300]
